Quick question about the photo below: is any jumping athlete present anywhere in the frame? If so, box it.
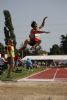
[20,16,50,51]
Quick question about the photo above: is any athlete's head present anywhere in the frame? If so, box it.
[31,21,37,28]
[8,38,13,45]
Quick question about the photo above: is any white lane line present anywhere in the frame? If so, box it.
[53,68,59,81]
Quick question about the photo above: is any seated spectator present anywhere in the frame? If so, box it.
[15,53,22,67]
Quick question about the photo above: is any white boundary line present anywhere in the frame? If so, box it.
[17,68,53,82]
[18,78,54,82]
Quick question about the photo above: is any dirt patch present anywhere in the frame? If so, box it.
[0,81,67,100]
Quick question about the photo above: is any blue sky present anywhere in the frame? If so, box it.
[0,0,67,51]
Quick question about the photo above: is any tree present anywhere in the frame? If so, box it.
[0,43,4,54]
[49,44,62,55]
[60,34,67,54]
[3,10,16,48]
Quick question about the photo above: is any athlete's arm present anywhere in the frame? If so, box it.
[8,46,13,57]
[39,16,48,29]
[33,30,50,34]
[8,46,12,52]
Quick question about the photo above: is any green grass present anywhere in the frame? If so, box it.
[0,66,46,81]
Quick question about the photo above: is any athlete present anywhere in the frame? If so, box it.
[20,16,50,51]
[7,38,15,77]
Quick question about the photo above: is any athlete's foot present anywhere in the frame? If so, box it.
[30,47,36,53]
[30,45,36,50]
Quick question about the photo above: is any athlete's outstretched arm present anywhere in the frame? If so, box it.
[39,16,48,29]
[33,30,50,34]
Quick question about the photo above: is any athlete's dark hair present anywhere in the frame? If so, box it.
[31,21,37,28]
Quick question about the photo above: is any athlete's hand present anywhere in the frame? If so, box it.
[44,16,48,20]
[46,31,50,34]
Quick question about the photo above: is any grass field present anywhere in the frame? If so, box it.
[0,66,45,81]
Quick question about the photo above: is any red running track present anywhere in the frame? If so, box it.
[28,68,67,81]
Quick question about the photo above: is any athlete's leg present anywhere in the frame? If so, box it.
[20,39,30,51]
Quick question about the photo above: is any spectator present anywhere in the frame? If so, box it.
[0,53,7,74]
[15,53,22,67]
[26,58,33,70]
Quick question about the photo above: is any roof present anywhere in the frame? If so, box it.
[22,55,67,61]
